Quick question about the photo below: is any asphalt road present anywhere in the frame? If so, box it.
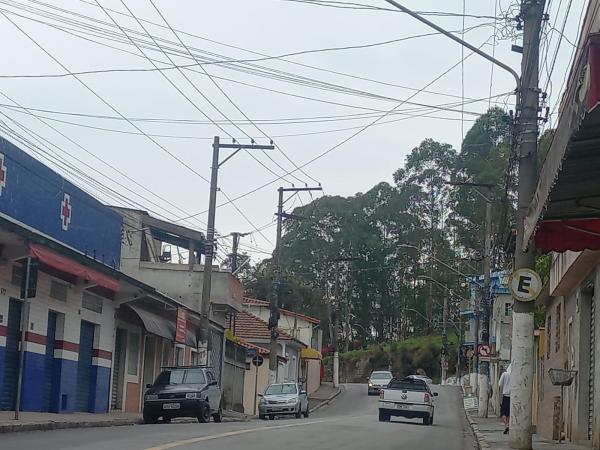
[0,384,475,450]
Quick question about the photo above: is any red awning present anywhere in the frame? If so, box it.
[29,243,120,292]
[536,219,600,253]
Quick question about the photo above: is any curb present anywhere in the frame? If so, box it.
[0,418,142,434]
[310,385,344,413]
[0,410,249,433]
[464,411,491,450]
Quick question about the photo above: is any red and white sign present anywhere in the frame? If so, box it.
[478,344,491,357]
[60,193,72,231]
[175,308,187,344]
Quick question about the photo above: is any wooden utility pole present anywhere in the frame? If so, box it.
[200,137,274,361]
[269,186,322,383]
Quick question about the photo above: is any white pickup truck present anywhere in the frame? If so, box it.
[378,377,437,425]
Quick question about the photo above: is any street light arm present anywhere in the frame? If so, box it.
[382,0,520,91]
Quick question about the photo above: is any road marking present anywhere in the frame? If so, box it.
[144,419,330,450]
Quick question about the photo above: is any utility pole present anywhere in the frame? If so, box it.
[441,294,449,385]
[333,264,340,388]
[269,186,322,383]
[229,232,249,274]
[479,193,493,417]
[200,137,274,362]
[510,1,544,448]
[446,180,494,417]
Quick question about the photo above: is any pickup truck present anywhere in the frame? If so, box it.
[378,377,437,425]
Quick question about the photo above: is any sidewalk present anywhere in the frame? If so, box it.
[0,409,249,433]
[467,414,589,450]
[308,382,343,412]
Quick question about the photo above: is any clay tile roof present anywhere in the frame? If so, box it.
[242,297,320,325]
[236,338,270,356]
[234,310,294,341]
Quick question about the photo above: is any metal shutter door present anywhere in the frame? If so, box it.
[209,329,223,385]
[43,311,57,411]
[75,321,95,412]
[111,329,124,410]
[589,296,595,441]
[1,299,22,410]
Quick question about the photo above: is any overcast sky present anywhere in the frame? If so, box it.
[0,0,587,261]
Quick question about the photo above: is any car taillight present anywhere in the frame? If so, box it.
[424,393,430,402]
[380,390,385,399]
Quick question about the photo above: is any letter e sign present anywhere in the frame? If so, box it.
[509,269,542,302]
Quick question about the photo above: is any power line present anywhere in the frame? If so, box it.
[176,38,494,223]
[0,6,212,184]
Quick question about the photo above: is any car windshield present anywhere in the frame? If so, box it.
[371,372,392,380]
[153,369,205,386]
[264,384,297,395]
[388,378,428,391]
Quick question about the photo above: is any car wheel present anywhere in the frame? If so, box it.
[213,407,223,423]
[269,415,275,420]
[429,414,434,425]
[197,403,211,424]
[304,406,310,418]
[259,414,266,420]
[295,406,302,419]
[378,410,389,422]
[422,415,431,425]
[143,412,158,424]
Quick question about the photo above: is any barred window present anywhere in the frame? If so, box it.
[50,280,68,302]
[82,291,103,313]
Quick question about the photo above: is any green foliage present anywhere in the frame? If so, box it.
[536,253,551,284]
[244,107,514,348]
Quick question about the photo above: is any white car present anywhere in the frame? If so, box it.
[408,374,433,386]
[378,377,438,425]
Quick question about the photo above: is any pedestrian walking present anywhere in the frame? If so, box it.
[498,364,511,434]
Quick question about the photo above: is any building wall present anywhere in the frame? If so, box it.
[243,361,270,416]
[0,137,122,268]
[0,263,114,413]
[245,305,318,349]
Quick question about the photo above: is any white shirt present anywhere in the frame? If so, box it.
[498,371,511,396]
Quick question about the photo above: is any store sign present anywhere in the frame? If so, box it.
[176,308,187,344]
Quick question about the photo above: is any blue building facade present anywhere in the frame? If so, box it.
[0,136,122,414]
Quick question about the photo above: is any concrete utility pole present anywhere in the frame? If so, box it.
[269,186,322,383]
[200,137,274,361]
[447,180,494,416]
[510,1,544,448]
[441,294,449,385]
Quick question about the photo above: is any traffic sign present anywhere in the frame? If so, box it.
[252,355,264,367]
[478,344,491,357]
[509,268,543,302]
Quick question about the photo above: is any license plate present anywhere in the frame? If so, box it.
[163,403,180,410]
[396,404,410,410]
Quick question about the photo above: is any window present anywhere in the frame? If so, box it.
[50,280,68,302]
[185,370,206,385]
[127,332,140,376]
[11,265,21,286]
[175,346,184,366]
[190,350,198,365]
[206,371,215,383]
[265,384,298,395]
[154,369,185,386]
[82,292,103,313]
[162,341,170,366]
[387,379,428,391]
[504,302,512,317]
[546,315,552,359]
[555,304,561,353]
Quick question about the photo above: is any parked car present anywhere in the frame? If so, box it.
[378,377,438,425]
[143,366,222,424]
[408,374,433,386]
[367,370,393,395]
[258,382,309,420]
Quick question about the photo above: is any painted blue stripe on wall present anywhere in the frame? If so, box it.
[50,358,78,413]
[0,346,5,408]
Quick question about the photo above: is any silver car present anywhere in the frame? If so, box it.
[258,383,309,420]
[367,370,393,395]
